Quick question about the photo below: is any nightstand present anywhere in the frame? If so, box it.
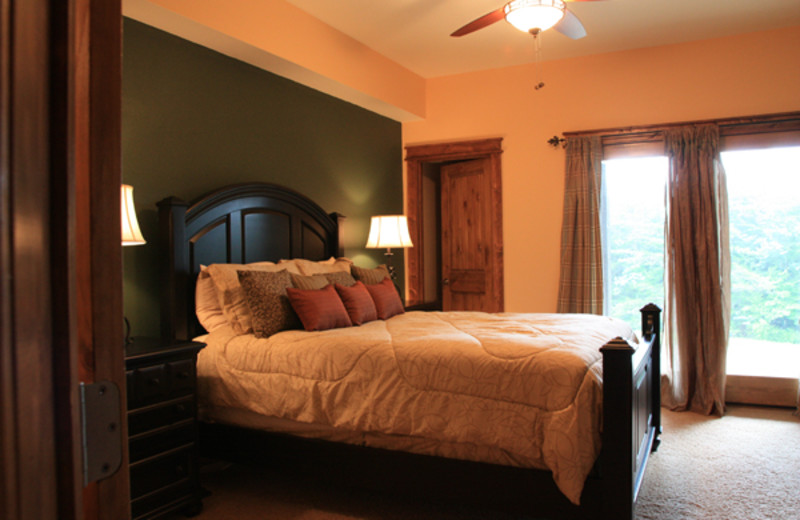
[125,338,205,519]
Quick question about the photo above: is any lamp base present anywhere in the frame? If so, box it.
[384,249,396,279]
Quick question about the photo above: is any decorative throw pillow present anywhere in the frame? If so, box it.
[290,272,330,291]
[334,281,378,325]
[351,264,390,285]
[206,261,285,334]
[291,271,357,290]
[236,269,300,338]
[365,277,405,320]
[286,284,352,331]
[322,270,356,287]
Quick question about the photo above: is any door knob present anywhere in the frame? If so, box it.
[442,278,450,286]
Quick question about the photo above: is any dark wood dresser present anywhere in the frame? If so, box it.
[125,338,205,519]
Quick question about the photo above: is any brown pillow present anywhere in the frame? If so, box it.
[291,271,357,290]
[286,284,352,331]
[334,281,378,326]
[365,277,405,320]
[351,264,390,285]
[323,270,357,287]
[237,269,300,338]
[290,272,330,290]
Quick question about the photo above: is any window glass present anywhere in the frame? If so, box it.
[722,146,800,377]
[601,156,667,328]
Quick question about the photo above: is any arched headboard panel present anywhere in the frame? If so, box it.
[158,183,344,340]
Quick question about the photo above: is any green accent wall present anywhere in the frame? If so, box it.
[122,18,403,338]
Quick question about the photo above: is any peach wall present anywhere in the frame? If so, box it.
[403,26,800,313]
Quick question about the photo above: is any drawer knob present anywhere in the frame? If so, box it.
[147,377,160,386]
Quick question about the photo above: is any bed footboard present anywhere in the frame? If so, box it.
[599,303,662,520]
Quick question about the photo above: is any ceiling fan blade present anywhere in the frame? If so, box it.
[450,7,506,37]
[553,9,587,39]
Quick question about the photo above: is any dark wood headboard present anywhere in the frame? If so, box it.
[158,183,344,340]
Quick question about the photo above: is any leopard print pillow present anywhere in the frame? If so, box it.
[237,269,300,337]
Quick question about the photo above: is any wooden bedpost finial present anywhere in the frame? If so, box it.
[600,337,634,352]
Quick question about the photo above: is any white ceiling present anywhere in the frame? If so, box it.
[284,0,800,78]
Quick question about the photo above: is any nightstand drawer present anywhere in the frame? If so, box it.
[130,446,195,499]
[128,364,168,408]
[129,422,195,463]
[131,479,195,520]
[128,359,196,409]
[168,358,195,395]
[128,396,194,436]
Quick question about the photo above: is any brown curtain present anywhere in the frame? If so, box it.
[557,136,604,314]
[662,124,731,416]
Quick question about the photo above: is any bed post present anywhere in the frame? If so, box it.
[599,337,636,520]
[158,196,189,341]
[641,303,662,451]
[329,212,346,257]
[599,303,661,520]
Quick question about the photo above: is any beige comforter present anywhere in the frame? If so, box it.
[196,311,636,504]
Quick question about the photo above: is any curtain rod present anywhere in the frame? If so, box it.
[560,111,800,140]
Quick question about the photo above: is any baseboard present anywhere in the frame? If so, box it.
[726,375,798,407]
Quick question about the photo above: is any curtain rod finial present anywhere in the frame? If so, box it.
[548,135,566,148]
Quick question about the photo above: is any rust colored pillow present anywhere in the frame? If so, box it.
[334,281,378,326]
[286,284,352,331]
[364,277,405,320]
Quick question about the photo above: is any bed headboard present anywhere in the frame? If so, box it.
[158,183,344,340]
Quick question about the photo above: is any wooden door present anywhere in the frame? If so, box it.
[1,1,128,519]
[441,159,500,312]
[405,138,504,311]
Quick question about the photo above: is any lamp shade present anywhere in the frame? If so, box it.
[365,215,413,249]
[504,0,565,33]
[121,184,146,246]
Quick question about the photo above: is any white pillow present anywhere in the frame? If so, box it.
[292,257,353,276]
[195,267,228,333]
[205,261,290,335]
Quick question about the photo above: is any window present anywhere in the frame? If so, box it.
[601,141,799,395]
[581,114,800,407]
[602,157,667,328]
[721,146,800,378]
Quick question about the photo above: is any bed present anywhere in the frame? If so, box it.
[158,182,662,519]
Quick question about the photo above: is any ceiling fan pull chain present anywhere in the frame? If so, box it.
[532,31,545,90]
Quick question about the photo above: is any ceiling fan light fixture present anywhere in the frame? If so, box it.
[504,0,566,34]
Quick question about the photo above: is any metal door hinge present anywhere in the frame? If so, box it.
[80,381,122,486]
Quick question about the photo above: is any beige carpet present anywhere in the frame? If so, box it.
[635,405,800,520]
[177,405,799,520]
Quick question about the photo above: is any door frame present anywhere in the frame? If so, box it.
[404,138,504,310]
[1,1,128,519]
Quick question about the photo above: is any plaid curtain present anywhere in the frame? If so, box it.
[662,124,731,416]
[556,136,604,314]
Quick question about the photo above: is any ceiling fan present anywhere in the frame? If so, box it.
[451,0,603,39]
